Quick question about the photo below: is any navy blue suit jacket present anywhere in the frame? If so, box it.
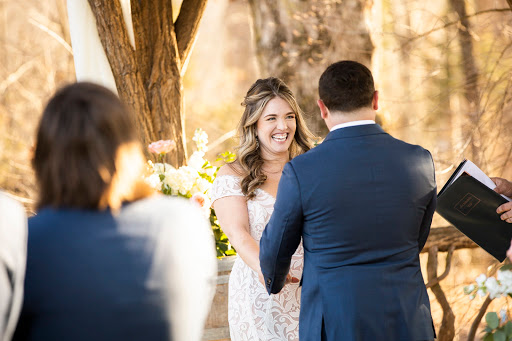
[260,124,436,341]
[14,196,217,341]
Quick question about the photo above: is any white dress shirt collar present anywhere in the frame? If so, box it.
[330,120,376,132]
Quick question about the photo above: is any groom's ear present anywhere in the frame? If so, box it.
[372,91,379,111]
[317,99,328,119]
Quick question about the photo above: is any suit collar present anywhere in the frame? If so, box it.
[323,123,386,142]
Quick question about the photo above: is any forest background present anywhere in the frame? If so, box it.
[2,0,512,340]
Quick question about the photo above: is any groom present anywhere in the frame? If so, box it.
[259,60,436,341]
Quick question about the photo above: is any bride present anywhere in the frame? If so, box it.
[211,77,315,340]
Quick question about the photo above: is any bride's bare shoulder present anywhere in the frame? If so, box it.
[217,162,244,177]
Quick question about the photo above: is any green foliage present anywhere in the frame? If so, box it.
[211,208,236,258]
[216,151,236,164]
[483,312,512,341]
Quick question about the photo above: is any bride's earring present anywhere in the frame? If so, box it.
[256,137,259,149]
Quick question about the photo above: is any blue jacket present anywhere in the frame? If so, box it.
[14,196,216,341]
[260,124,436,341]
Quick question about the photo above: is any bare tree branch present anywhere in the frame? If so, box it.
[175,0,208,74]
[400,8,511,49]
[427,246,455,341]
[426,246,455,288]
[421,226,478,253]
[467,296,492,341]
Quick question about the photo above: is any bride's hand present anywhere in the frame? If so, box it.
[258,272,299,287]
[285,273,300,285]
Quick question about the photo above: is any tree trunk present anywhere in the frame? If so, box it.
[247,0,374,137]
[86,0,208,166]
[448,0,481,167]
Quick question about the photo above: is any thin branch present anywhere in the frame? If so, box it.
[208,130,236,151]
[400,8,511,49]
[426,246,455,288]
[174,0,208,75]
[467,296,492,341]
[427,246,455,340]
[28,17,73,55]
[0,58,37,94]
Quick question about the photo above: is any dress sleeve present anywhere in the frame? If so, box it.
[211,175,245,204]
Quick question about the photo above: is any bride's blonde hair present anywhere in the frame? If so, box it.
[232,77,315,199]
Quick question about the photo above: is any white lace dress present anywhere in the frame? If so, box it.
[211,175,303,341]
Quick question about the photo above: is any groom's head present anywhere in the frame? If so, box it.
[318,61,376,115]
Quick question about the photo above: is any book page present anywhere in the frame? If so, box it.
[450,160,511,201]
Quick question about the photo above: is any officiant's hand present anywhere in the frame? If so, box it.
[492,177,512,223]
[492,177,512,197]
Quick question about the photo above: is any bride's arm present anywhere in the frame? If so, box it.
[214,196,262,275]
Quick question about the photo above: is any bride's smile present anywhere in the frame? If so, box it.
[256,96,296,157]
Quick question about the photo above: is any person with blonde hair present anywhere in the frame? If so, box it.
[211,77,315,340]
[13,82,216,341]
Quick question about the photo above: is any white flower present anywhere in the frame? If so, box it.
[188,151,206,171]
[485,277,503,299]
[477,289,487,297]
[146,173,162,189]
[152,162,174,175]
[476,274,487,286]
[192,128,209,152]
[464,284,476,295]
[498,270,512,290]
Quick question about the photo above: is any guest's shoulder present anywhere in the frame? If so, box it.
[0,192,26,228]
[28,208,65,241]
[124,195,204,222]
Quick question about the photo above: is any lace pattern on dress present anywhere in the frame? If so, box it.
[211,174,303,341]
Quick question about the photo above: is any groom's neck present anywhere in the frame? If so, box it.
[324,107,376,130]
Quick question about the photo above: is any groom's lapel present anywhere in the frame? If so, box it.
[322,124,387,143]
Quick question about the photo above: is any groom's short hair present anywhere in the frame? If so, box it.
[319,60,375,113]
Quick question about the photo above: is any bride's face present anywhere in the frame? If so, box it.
[256,97,296,157]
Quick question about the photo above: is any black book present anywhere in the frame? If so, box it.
[437,160,512,261]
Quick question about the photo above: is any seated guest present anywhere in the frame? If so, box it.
[0,192,27,341]
[14,82,217,341]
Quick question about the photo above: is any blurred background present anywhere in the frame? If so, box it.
[2,0,512,339]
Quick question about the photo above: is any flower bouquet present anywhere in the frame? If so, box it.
[146,129,236,257]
